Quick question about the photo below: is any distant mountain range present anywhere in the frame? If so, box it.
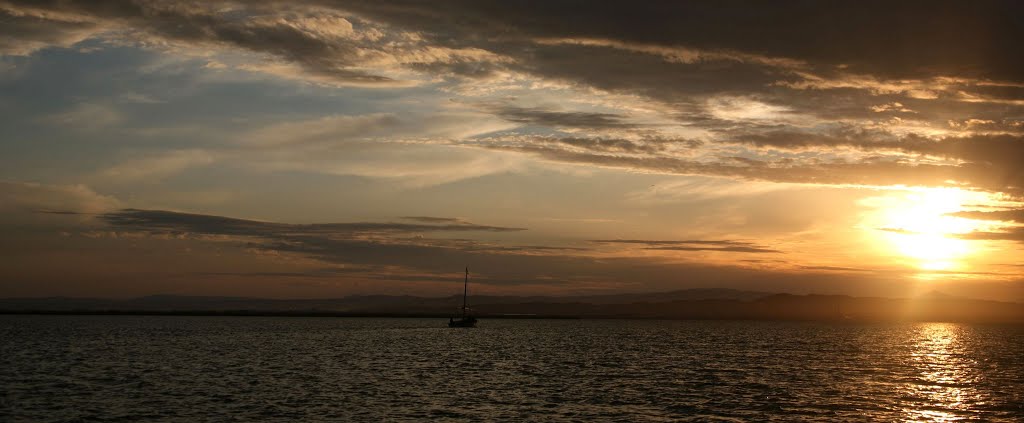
[2,289,1022,323]
[0,288,770,313]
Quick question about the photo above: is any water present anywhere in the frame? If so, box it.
[2,316,1022,422]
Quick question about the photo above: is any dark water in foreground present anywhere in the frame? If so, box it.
[2,317,1023,422]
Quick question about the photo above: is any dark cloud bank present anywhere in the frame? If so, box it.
[83,208,1019,299]
[101,208,525,235]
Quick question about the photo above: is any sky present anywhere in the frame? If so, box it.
[1,1,1022,301]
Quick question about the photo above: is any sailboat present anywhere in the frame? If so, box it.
[448,267,478,328]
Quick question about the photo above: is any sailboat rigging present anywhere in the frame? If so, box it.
[448,267,478,328]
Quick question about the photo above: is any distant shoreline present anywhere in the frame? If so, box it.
[0,310,580,319]
[3,289,1023,323]
[4,309,1024,324]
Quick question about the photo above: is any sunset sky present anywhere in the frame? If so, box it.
[1,1,1022,300]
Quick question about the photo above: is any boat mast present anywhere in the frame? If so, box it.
[462,267,469,318]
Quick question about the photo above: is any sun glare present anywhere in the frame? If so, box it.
[862,188,988,271]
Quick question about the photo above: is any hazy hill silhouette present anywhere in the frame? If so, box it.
[2,289,1022,323]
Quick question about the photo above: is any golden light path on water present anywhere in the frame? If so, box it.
[859,187,996,272]
[900,323,983,422]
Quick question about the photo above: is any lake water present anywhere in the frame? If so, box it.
[2,316,1022,422]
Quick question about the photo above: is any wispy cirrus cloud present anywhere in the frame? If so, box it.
[592,239,781,254]
[486,105,639,129]
[92,111,520,186]
[97,149,216,181]
[473,139,1008,194]
[238,112,512,147]
[401,216,465,224]
[952,209,1024,223]
[958,227,1024,242]
[40,102,122,129]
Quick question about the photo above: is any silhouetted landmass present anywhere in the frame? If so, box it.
[0,288,768,313]
[1,289,1022,323]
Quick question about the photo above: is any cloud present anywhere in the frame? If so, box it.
[488,105,638,129]
[4,1,1024,300]
[532,37,805,69]
[88,208,641,288]
[7,201,1020,298]
[469,129,1021,195]
[0,1,513,86]
[86,207,859,295]
[492,135,701,155]
[647,245,781,253]
[627,177,792,204]
[871,102,914,113]
[0,180,119,228]
[40,102,122,129]
[335,1,1024,81]
[91,209,799,285]
[0,4,107,55]
[239,112,513,147]
[100,208,526,236]
[728,131,1024,169]
[9,1,1023,106]
[959,227,1024,242]
[952,209,1024,223]
[117,92,163,104]
[705,96,793,122]
[4,0,1023,198]
[92,113,521,185]
[252,142,526,187]
[477,140,1016,195]
[0,180,119,215]
[227,112,522,186]
[723,131,1024,193]
[401,216,464,223]
[798,265,870,272]
[98,149,216,181]
[592,239,781,254]
[321,0,1024,136]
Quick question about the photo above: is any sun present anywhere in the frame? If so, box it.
[862,188,986,271]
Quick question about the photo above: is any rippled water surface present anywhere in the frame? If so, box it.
[2,316,1023,421]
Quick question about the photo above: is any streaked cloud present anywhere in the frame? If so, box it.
[239,112,513,147]
[40,102,122,129]
[101,208,525,235]
[593,239,781,254]
[487,105,639,129]
[98,149,216,181]
[952,209,1024,223]
[0,180,119,215]
[0,3,107,56]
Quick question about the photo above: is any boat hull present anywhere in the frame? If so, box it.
[448,317,478,328]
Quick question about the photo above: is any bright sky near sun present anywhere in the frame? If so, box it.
[1,1,1022,301]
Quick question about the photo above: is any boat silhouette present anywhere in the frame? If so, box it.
[448,267,478,328]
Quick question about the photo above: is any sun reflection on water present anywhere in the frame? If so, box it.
[900,323,983,422]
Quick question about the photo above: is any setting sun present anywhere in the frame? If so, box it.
[863,188,988,271]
